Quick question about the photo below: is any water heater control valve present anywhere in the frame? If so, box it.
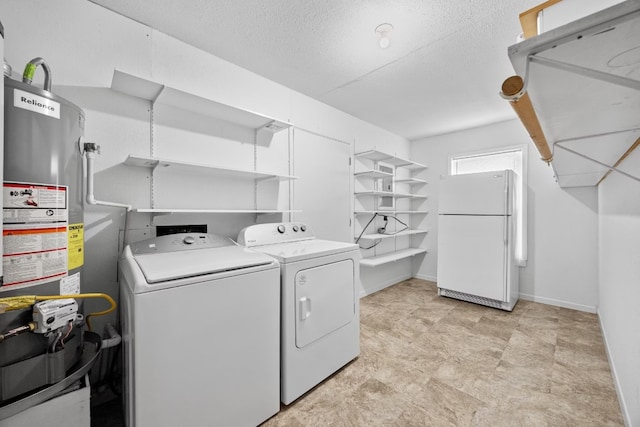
[32,299,78,334]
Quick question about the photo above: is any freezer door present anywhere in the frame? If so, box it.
[437,215,507,301]
[438,170,512,215]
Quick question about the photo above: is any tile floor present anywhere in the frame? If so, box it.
[262,279,624,426]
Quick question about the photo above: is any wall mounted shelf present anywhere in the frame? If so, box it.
[133,209,301,214]
[357,229,429,240]
[394,177,427,185]
[359,248,427,267]
[124,155,297,181]
[354,170,394,179]
[354,210,429,215]
[355,150,427,170]
[354,190,427,199]
[111,69,291,132]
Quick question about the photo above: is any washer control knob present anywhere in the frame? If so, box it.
[183,236,195,245]
[292,225,299,232]
[277,224,286,234]
[300,225,307,232]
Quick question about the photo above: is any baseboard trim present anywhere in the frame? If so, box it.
[598,309,632,427]
[413,273,437,282]
[518,292,597,313]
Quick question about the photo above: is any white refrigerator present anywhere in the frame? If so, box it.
[437,170,519,311]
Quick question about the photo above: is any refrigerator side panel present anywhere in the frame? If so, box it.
[438,170,512,215]
[437,215,506,301]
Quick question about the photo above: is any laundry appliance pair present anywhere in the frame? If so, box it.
[120,223,360,426]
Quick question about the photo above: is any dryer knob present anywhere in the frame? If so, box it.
[183,236,195,245]
[277,225,286,234]
[292,225,299,232]
[300,225,307,232]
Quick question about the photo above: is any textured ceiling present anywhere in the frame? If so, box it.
[88,0,542,140]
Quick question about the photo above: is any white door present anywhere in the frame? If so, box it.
[437,215,507,301]
[293,129,351,242]
[295,259,355,348]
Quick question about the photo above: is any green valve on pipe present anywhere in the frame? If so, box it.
[21,58,52,91]
[23,62,37,81]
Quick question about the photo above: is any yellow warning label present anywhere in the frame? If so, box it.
[68,223,84,270]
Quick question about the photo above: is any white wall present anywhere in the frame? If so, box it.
[598,149,640,426]
[412,119,599,312]
[1,0,411,328]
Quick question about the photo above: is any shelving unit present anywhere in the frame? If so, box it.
[353,149,428,267]
[111,69,296,215]
[506,0,640,187]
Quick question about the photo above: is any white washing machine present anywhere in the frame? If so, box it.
[119,233,280,427]
[238,223,360,405]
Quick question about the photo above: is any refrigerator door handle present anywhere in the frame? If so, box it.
[504,176,509,244]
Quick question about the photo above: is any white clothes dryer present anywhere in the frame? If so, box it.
[119,233,280,427]
[238,223,360,405]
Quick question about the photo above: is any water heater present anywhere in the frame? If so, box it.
[0,58,86,403]
[3,60,84,296]
[1,21,4,284]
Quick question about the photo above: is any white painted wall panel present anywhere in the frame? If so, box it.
[598,149,640,427]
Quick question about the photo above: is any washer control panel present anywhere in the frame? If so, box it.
[238,223,313,247]
[130,233,235,255]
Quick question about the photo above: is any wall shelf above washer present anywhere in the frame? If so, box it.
[133,209,301,214]
[124,155,297,181]
[111,69,291,132]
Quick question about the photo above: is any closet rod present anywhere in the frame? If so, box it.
[500,75,553,163]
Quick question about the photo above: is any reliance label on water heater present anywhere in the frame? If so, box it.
[13,88,60,119]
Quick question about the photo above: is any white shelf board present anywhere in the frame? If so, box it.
[356,229,429,240]
[394,177,427,185]
[124,155,297,181]
[354,150,427,170]
[354,210,429,215]
[134,209,301,214]
[111,69,291,132]
[360,248,427,267]
[354,190,427,199]
[354,170,394,179]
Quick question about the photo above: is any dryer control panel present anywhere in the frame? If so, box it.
[130,233,235,255]
[238,223,314,247]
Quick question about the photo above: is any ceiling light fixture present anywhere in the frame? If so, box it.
[375,23,393,49]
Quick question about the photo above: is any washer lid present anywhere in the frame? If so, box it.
[253,239,359,263]
[134,246,275,284]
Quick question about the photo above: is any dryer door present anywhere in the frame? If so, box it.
[295,259,355,348]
